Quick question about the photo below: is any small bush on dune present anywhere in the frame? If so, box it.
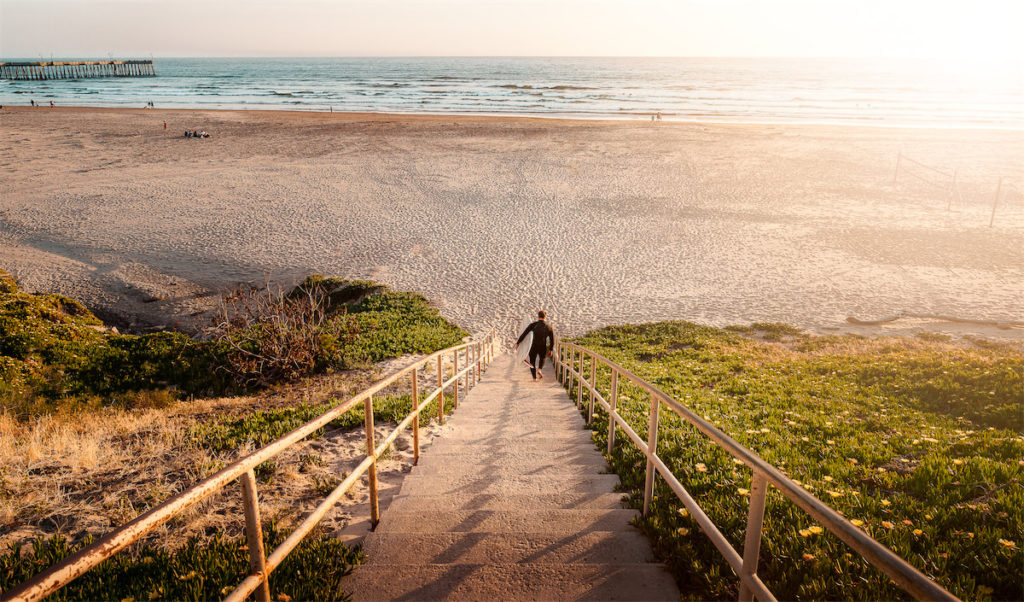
[208,282,362,387]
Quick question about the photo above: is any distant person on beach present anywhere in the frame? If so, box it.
[30,100,35,107]
[515,311,554,380]
[49,101,54,107]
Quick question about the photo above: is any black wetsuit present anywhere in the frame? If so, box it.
[516,320,554,378]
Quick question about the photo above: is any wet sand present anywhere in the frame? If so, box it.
[1,106,1022,341]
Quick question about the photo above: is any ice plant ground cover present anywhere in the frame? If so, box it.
[567,321,1022,601]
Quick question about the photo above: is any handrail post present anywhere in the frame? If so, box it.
[477,341,482,381]
[464,346,471,390]
[576,350,584,410]
[240,470,271,602]
[587,355,596,425]
[437,355,445,423]
[453,349,459,409]
[738,471,769,602]
[411,370,420,466]
[558,341,564,382]
[364,396,380,528]
[642,393,660,516]
[607,370,619,454]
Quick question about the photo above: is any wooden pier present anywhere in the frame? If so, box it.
[0,60,155,80]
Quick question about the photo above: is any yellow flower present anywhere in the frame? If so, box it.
[998,539,1016,549]
[826,439,835,445]
[913,529,923,536]
[808,526,824,535]
[802,553,815,561]
[952,459,964,466]
[277,595,292,602]
[678,508,689,517]
[902,520,913,526]
[925,514,933,520]
[850,519,864,527]
[733,458,745,465]
[801,436,810,442]
[695,463,707,473]
[881,521,894,529]
[823,476,833,482]
[799,529,812,537]
[738,488,750,496]
[881,499,891,507]
[877,467,887,473]
[847,458,858,464]
[827,490,844,498]
[792,479,803,486]
[676,527,690,536]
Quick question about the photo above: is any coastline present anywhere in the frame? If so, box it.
[5,103,1024,131]
[2,106,1022,341]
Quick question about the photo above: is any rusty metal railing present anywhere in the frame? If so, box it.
[2,331,496,602]
[554,340,958,602]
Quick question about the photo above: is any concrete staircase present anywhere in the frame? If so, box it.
[342,353,679,601]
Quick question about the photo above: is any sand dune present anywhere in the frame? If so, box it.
[1,107,1022,341]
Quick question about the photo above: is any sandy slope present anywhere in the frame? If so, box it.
[1,107,1022,340]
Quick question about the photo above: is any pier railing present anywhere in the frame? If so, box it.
[1,330,496,602]
[554,340,958,602]
[0,60,155,80]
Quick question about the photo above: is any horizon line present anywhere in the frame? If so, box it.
[0,54,992,61]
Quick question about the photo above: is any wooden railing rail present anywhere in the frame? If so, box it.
[554,340,958,602]
[2,331,497,602]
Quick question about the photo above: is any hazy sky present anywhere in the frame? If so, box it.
[1,0,1022,60]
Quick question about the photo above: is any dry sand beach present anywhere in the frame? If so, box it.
[1,107,1022,340]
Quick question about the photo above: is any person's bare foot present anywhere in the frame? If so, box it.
[537,372,543,380]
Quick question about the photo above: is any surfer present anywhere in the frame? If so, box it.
[515,310,555,380]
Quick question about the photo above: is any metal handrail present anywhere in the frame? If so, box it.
[2,331,497,602]
[554,340,958,602]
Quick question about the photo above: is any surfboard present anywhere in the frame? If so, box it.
[516,318,534,368]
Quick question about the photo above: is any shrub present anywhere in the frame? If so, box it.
[208,282,361,387]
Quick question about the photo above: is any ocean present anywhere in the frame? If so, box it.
[1,57,1021,128]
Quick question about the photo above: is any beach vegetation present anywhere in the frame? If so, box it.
[0,270,466,418]
[566,321,1022,600]
[0,523,361,601]
[190,393,454,455]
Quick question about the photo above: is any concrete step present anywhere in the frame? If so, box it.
[443,414,585,426]
[376,508,639,534]
[419,445,606,461]
[423,435,596,451]
[434,430,593,444]
[385,492,627,512]
[361,531,656,564]
[342,562,679,601]
[397,473,621,497]
[412,457,608,476]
